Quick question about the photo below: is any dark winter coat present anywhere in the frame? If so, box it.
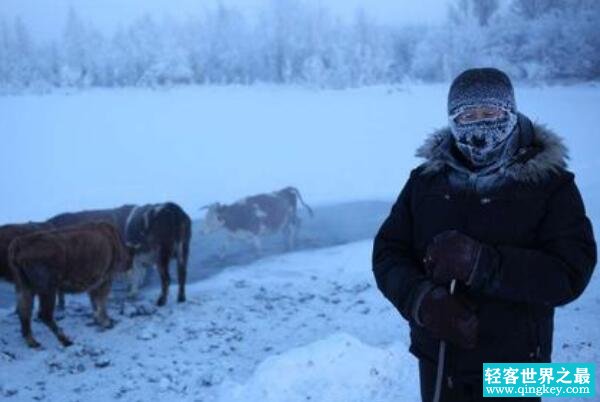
[372,114,596,379]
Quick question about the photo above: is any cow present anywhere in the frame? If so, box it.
[201,186,313,255]
[0,222,64,308]
[0,222,55,283]
[48,202,191,306]
[8,222,133,348]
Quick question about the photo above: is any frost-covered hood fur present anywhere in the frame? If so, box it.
[415,116,568,183]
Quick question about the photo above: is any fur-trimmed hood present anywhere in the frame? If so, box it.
[415,115,569,183]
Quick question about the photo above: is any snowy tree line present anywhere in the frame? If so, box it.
[1,0,599,92]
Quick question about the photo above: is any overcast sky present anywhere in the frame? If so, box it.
[1,0,449,40]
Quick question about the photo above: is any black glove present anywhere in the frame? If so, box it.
[417,285,478,349]
[423,230,482,285]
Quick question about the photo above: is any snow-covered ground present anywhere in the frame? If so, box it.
[0,240,598,402]
[0,241,413,401]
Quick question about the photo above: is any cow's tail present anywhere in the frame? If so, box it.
[8,235,63,294]
[287,187,314,217]
[7,238,30,289]
[7,238,22,279]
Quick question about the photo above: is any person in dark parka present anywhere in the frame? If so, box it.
[372,68,596,402]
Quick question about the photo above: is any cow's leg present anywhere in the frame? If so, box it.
[89,279,113,329]
[88,292,98,312]
[176,241,188,303]
[39,290,72,347]
[12,282,21,315]
[290,225,298,250]
[251,234,263,256]
[57,291,65,310]
[156,247,171,307]
[127,260,145,299]
[219,236,231,259]
[282,221,298,251]
[236,231,262,256]
[127,268,137,299]
[16,287,40,348]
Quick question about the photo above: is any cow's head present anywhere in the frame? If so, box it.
[200,203,224,234]
[125,204,162,252]
[98,222,135,273]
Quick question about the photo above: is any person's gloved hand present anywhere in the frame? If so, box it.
[417,285,478,349]
[423,230,482,285]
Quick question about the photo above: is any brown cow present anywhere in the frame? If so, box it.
[48,202,191,306]
[0,222,65,309]
[0,222,55,283]
[8,222,132,348]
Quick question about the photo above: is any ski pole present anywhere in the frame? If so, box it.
[432,278,456,402]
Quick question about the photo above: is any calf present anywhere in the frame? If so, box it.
[48,202,191,306]
[0,222,55,283]
[9,222,132,348]
[0,222,61,308]
[201,186,313,255]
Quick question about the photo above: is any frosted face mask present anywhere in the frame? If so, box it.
[449,106,518,167]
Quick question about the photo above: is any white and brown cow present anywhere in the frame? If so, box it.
[201,186,313,255]
[48,202,191,306]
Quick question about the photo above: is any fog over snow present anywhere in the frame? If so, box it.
[0,0,448,40]
[2,84,600,225]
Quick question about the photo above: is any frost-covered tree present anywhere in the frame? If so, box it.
[62,7,90,86]
[0,19,15,88]
[204,4,249,84]
[12,18,36,87]
[448,0,499,27]
[1,0,600,92]
[510,0,564,20]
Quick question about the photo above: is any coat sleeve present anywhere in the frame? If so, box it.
[372,173,434,323]
[470,173,597,306]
